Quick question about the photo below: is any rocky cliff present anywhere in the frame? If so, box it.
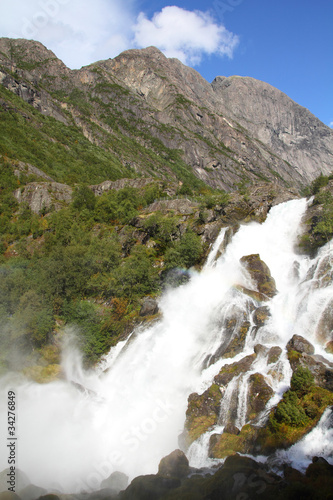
[0,38,332,191]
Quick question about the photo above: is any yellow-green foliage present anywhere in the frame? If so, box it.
[209,424,257,458]
[258,368,333,453]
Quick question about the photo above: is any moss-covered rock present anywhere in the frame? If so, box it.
[222,320,251,359]
[247,373,274,421]
[267,346,282,364]
[184,384,222,445]
[214,354,256,386]
[256,380,333,454]
[287,334,315,355]
[326,341,333,354]
[158,450,189,479]
[208,424,259,458]
[240,254,277,300]
[253,305,271,326]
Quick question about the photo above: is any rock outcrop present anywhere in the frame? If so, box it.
[1,38,332,192]
[13,182,73,214]
[240,254,277,300]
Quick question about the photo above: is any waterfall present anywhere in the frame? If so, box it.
[1,197,332,493]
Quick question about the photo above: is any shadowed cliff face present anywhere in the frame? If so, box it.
[0,38,332,190]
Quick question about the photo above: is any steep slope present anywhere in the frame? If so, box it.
[212,75,333,183]
[0,38,332,191]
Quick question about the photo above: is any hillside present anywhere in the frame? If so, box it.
[1,38,332,191]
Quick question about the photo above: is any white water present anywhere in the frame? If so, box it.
[1,197,333,493]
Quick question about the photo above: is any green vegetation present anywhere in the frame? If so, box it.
[258,367,333,452]
[0,85,129,184]
[298,172,333,253]
[0,160,207,372]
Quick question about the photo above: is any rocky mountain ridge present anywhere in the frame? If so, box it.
[1,38,332,191]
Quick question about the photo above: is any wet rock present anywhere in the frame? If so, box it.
[240,254,277,299]
[247,373,274,421]
[208,425,259,459]
[253,306,271,326]
[236,285,268,303]
[315,298,333,345]
[222,320,251,359]
[184,384,222,445]
[223,423,240,435]
[101,471,128,493]
[306,456,333,478]
[158,449,189,479]
[214,354,256,387]
[287,334,315,355]
[298,353,333,391]
[120,475,180,500]
[208,296,254,363]
[254,344,269,356]
[326,341,333,354]
[139,297,159,317]
[200,221,222,244]
[267,346,282,364]
[215,225,239,260]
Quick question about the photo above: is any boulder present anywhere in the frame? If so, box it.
[326,341,333,354]
[267,346,282,364]
[287,334,315,355]
[247,373,274,421]
[139,297,159,317]
[253,306,271,326]
[100,471,128,493]
[120,475,180,500]
[214,354,256,387]
[208,297,254,364]
[158,449,189,479]
[223,423,240,435]
[298,353,333,391]
[184,384,222,445]
[240,254,277,299]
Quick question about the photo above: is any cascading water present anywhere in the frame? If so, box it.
[1,197,333,493]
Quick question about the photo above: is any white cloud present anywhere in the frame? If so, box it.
[330,121,333,128]
[133,6,239,65]
[0,0,136,68]
[0,1,239,69]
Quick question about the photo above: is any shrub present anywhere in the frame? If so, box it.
[290,366,314,396]
[164,230,203,270]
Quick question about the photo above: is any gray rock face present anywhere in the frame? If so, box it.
[1,38,332,192]
[212,75,333,183]
[13,182,73,214]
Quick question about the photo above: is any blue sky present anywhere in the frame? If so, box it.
[1,0,332,127]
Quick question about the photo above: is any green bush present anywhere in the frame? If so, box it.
[275,390,309,427]
[290,366,314,396]
[72,185,96,212]
[164,230,203,270]
[310,174,329,195]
